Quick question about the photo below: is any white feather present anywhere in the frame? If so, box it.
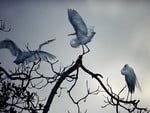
[68,9,96,48]
[121,64,142,93]
[0,39,56,65]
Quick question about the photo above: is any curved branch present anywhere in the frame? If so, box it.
[43,55,82,113]
[42,53,148,113]
[0,66,29,80]
[80,63,148,113]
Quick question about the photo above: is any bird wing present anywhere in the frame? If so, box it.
[37,51,56,61]
[68,9,88,35]
[124,68,136,93]
[24,51,56,64]
[130,66,142,92]
[0,39,21,56]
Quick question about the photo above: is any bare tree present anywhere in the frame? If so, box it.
[0,47,149,113]
[0,18,149,113]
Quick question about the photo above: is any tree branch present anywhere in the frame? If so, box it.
[43,55,82,113]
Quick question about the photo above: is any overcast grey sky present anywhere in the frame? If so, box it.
[0,1,150,113]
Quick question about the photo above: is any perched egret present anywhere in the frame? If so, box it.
[0,39,56,65]
[68,9,96,53]
[121,64,141,100]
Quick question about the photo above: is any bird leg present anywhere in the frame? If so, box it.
[85,44,90,53]
[82,44,90,55]
[126,91,133,101]
[126,91,129,101]
[81,45,85,54]
[130,93,132,101]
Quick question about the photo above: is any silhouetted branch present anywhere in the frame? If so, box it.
[68,80,100,113]
[0,66,29,80]
[42,52,149,113]
[96,77,148,113]
[0,44,149,113]
[43,55,82,113]
[0,59,53,113]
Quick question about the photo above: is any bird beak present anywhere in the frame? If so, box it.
[47,38,56,43]
[68,33,76,36]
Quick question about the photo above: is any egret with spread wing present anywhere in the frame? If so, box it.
[0,39,56,65]
[68,9,96,53]
[121,64,141,100]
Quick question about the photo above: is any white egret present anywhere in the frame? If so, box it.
[0,39,56,65]
[68,9,96,53]
[121,64,141,100]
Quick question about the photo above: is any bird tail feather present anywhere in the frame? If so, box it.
[136,77,142,92]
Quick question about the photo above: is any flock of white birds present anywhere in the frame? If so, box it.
[0,9,141,99]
